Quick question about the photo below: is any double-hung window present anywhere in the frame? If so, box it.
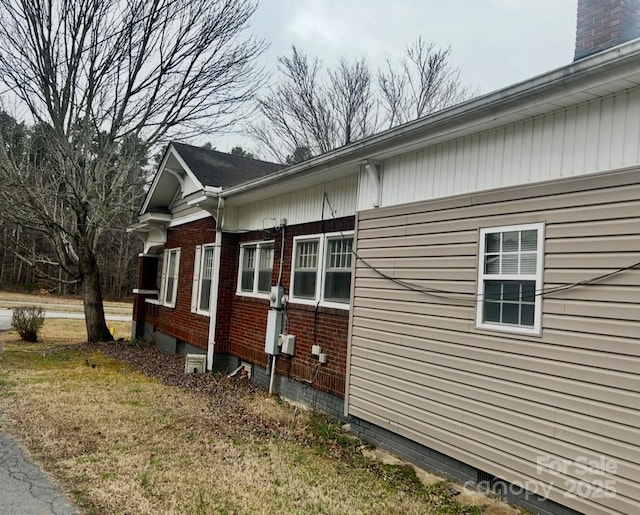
[191,245,215,314]
[290,232,353,308]
[237,241,274,296]
[160,248,180,308]
[476,223,544,334]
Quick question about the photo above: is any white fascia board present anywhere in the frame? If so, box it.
[139,144,174,215]
[169,146,206,197]
[127,212,172,233]
[139,143,206,215]
[220,39,640,200]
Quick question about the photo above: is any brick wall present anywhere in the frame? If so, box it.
[135,213,355,400]
[143,217,217,351]
[575,0,640,60]
[228,216,354,398]
[214,232,239,354]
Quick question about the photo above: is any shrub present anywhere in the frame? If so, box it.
[11,306,45,342]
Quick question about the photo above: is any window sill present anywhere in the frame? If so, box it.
[145,298,176,309]
[133,288,159,295]
[288,299,350,312]
[235,291,270,301]
[475,321,541,336]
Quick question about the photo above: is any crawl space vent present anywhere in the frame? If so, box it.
[184,354,206,374]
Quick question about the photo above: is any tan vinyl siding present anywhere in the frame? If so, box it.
[348,168,640,515]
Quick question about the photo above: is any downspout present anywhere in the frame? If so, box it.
[207,197,224,371]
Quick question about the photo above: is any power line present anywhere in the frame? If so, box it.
[321,192,640,304]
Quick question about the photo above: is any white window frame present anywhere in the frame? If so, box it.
[236,240,275,298]
[476,223,545,335]
[159,247,180,308]
[191,244,215,315]
[289,231,354,309]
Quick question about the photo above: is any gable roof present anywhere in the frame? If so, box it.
[171,142,285,188]
[138,142,285,216]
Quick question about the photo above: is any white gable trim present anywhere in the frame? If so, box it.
[139,143,206,215]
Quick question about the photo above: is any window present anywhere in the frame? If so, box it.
[191,245,215,314]
[476,223,544,334]
[290,232,354,307]
[160,248,180,308]
[237,241,274,296]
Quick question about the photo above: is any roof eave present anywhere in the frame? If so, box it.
[220,39,640,199]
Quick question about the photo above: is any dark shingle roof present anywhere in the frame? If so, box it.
[171,142,285,188]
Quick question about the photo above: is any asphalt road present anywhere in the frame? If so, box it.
[0,309,131,331]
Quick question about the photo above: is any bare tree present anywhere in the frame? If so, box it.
[328,58,376,146]
[378,38,475,127]
[255,38,474,161]
[251,46,377,162]
[0,0,265,342]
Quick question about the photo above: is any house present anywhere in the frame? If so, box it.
[130,141,358,411]
[131,1,640,514]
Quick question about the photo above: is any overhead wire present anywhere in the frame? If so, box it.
[321,192,640,303]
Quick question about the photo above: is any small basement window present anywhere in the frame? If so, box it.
[476,223,544,335]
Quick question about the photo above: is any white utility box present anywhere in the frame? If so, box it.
[269,285,284,308]
[184,354,206,374]
[264,309,283,355]
[280,334,296,355]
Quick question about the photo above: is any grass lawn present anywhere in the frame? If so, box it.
[0,320,519,515]
[0,291,132,314]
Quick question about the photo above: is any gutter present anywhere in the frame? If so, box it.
[219,38,640,199]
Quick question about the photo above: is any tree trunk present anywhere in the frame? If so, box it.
[80,250,114,343]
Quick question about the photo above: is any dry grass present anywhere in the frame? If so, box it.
[0,323,515,515]
[0,291,132,314]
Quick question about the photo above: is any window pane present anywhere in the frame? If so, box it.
[503,282,522,301]
[503,232,519,252]
[202,248,214,279]
[521,230,537,251]
[327,238,352,269]
[296,240,318,269]
[199,279,211,311]
[522,282,536,302]
[167,251,177,277]
[258,245,274,293]
[484,281,501,300]
[483,280,537,327]
[483,301,501,323]
[502,303,519,324]
[260,245,274,269]
[293,271,316,298]
[242,246,256,269]
[165,277,174,303]
[521,304,535,326]
[241,247,256,292]
[520,253,537,274]
[485,254,500,274]
[502,254,518,274]
[257,270,271,293]
[241,270,254,291]
[324,271,351,302]
[485,233,500,253]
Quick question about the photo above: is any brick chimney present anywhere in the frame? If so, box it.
[575,0,640,60]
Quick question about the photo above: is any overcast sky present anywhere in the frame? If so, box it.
[215,0,579,153]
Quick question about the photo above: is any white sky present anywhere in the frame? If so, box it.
[214,0,579,154]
